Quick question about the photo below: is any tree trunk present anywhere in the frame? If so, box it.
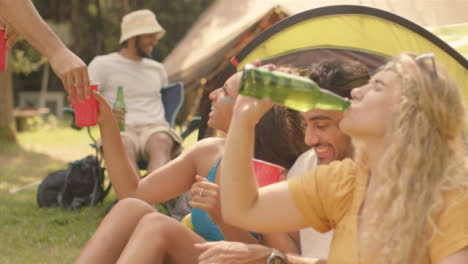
[71,0,79,52]
[136,0,145,9]
[95,0,104,55]
[38,64,50,108]
[122,0,130,14]
[0,67,17,143]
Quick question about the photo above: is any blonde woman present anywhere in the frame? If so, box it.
[212,53,468,264]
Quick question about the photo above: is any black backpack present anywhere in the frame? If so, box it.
[37,155,111,210]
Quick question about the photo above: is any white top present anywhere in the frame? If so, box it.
[287,149,318,178]
[287,149,333,259]
[88,52,168,125]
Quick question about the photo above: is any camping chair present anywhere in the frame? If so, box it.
[137,81,186,169]
[161,81,184,128]
[64,82,200,211]
[160,82,200,141]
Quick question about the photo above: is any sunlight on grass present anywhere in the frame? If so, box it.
[0,138,118,263]
[17,126,100,163]
[17,122,198,163]
[0,188,116,263]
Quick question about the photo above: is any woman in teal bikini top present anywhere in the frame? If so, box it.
[76,70,308,263]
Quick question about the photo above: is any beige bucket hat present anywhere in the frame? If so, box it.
[119,9,165,44]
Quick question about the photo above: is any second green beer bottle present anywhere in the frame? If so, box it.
[239,64,351,112]
[114,86,126,131]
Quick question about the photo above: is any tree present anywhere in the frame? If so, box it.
[0,65,16,143]
[0,38,47,142]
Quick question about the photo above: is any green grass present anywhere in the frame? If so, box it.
[0,141,114,264]
[0,119,198,263]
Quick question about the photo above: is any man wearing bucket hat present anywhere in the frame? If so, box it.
[88,9,182,187]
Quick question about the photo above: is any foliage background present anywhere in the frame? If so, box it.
[13,0,213,92]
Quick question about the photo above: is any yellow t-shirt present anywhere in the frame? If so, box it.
[288,158,468,264]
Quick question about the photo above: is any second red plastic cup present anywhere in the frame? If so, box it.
[252,159,285,187]
[0,27,7,72]
[73,83,98,127]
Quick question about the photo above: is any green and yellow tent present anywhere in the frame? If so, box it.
[198,5,468,138]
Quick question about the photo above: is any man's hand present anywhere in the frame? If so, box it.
[196,241,271,264]
[0,17,20,49]
[196,241,328,264]
[0,1,90,101]
[5,25,20,49]
[48,47,89,101]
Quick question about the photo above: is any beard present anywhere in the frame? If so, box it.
[135,36,152,59]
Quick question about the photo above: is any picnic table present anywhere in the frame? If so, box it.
[13,107,50,132]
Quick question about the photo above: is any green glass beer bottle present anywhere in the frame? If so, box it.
[113,86,126,131]
[239,64,351,112]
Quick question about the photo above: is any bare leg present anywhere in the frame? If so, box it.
[121,135,140,177]
[75,198,156,264]
[144,132,174,173]
[116,212,205,264]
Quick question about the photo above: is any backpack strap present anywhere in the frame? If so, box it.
[57,162,75,208]
[89,158,100,209]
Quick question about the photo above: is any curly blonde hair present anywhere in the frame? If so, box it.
[360,53,468,264]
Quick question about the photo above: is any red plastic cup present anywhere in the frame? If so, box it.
[252,159,285,187]
[73,83,98,127]
[0,27,7,72]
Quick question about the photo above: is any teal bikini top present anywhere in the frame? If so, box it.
[191,159,224,241]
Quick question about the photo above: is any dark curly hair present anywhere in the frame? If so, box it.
[254,105,308,170]
[250,59,370,169]
[307,58,370,98]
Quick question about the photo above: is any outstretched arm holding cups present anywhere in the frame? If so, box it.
[0,0,89,100]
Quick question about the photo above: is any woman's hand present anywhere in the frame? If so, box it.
[232,63,277,126]
[233,95,274,127]
[93,91,117,125]
[189,175,223,224]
